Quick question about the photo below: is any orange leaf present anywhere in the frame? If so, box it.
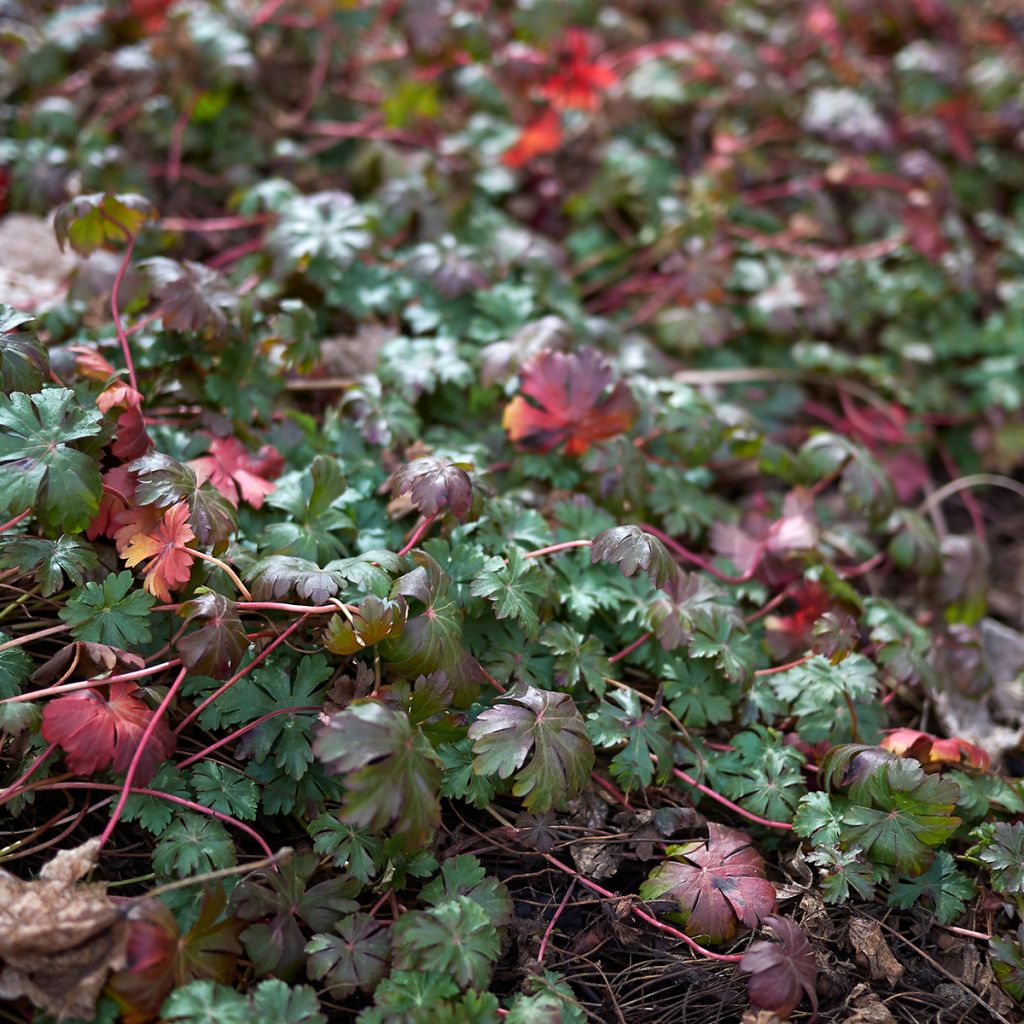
[69,345,116,382]
[96,382,142,414]
[502,347,634,455]
[121,501,196,602]
[188,436,283,509]
[502,107,563,167]
[881,728,991,772]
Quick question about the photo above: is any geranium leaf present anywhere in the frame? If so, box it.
[189,436,283,510]
[591,525,677,589]
[468,684,594,812]
[639,823,777,943]
[53,192,156,255]
[305,914,390,997]
[176,593,249,679]
[121,500,196,603]
[0,388,103,533]
[0,305,49,395]
[41,681,175,783]
[392,456,474,518]
[322,595,408,656]
[59,571,155,647]
[503,347,634,455]
[0,534,99,596]
[739,914,818,1019]
[142,257,238,338]
[313,701,442,849]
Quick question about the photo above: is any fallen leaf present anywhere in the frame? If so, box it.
[503,347,635,455]
[739,915,818,1019]
[848,917,904,987]
[0,839,129,1020]
[41,681,176,783]
[189,436,282,509]
[32,642,144,686]
[880,727,990,772]
[120,500,196,602]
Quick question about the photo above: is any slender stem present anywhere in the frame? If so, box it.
[479,665,507,695]
[608,631,652,664]
[142,847,292,898]
[100,212,139,392]
[154,600,355,615]
[0,509,30,534]
[670,766,793,831]
[917,473,1024,517]
[537,880,575,963]
[190,549,253,600]
[0,584,41,624]
[754,653,814,677]
[0,624,69,653]
[590,771,629,809]
[0,660,180,705]
[397,512,438,557]
[0,742,56,801]
[175,616,307,733]
[522,539,593,560]
[31,781,273,859]
[176,705,319,768]
[98,666,188,850]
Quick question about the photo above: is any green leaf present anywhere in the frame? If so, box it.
[0,388,103,533]
[889,851,974,923]
[153,813,237,878]
[0,534,99,596]
[974,821,1024,894]
[587,688,673,792]
[506,971,586,1024]
[991,924,1024,1003]
[0,633,36,734]
[250,980,326,1024]
[540,623,610,694]
[322,595,408,655]
[314,701,442,848]
[712,727,806,823]
[53,192,156,255]
[792,791,845,847]
[59,571,155,646]
[841,758,961,875]
[806,845,877,903]
[470,549,548,640]
[591,525,678,589]
[392,896,500,990]
[161,980,250,1024]
[663,659,735,728]
[269,191,371,273]
[308,814,383,884]
[0,305,49,395]
[306,914,391,997]
[437,737,497,808]
[420,855,513,929]
[190,762,259,820]
[262,458,355,561]
[468,685,595,813]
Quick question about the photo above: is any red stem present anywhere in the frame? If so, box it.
[671,766,793,831]
[32,781,272,858]
[159,213,272,233]
[640,523,763,584]
[0,742,57,801]
[101,213,139,391]
[1,660,180,705]
[591,771,630,809]
[175,617,307,733]
[537,880,575,963]
[754,653,814,677]
[0,509,31,534]
[397,512,438,557]
[176,705,319,769]
[522,539,593,560]
[608,631,652,664]
[0,624,69,653]
[98,666,188,850]
[167,95,199,185]
[479,666,507,695]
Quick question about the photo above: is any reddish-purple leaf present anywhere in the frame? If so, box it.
[639,823,777,943]
[176,593,249,679]
[739,914,819,1019]
[392,456,473,518]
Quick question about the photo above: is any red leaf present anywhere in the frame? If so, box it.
[764,581,832,659]
[739,915,819,1019]
[69,345,117,382]
[538,29,616,111]
[502,347,634,455]
[112,504,163,555]
[113,405,154,461]
[881,728,991,772]
[502,108,562,167]
[121,501,196,602]
[640,823,777,943]
[41,681,175,783]
[189,436,282,509]
[86,467,137,541]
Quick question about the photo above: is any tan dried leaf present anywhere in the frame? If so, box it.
[0,838,128,1020]
[848,917,904,987]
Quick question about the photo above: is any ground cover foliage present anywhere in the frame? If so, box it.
[3,1,1024,1021]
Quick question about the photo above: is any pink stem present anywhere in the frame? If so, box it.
[541,849,742,962]
[175,617,306,733]
[671,766,793,831]
[35,781,272,859]
[641,523,763,584]
[166,95,199,185]
[397,512,438,557]
[608,631,652,664]
[522,539,593,560]
[159,214,272,233]
[479,666,507,695]
[537,880,575,963]
[98,666,188,850]
[207,236,265,269]
[0,742,57,801]
[0,509,31,534]
[754,654,814,677]
[0,624,69,653]
[744,582,798,625]
[839,551,886,579]
[1,660,180,705]
[101,213,139,391]
[176,705,319,769]
[591,771,629,808]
